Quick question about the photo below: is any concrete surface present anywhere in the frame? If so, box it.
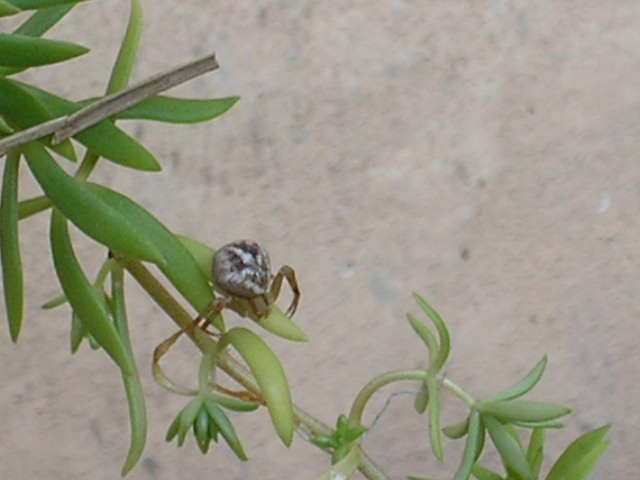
[1,1,638,479]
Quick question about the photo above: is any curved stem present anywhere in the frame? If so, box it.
[348,369,426,425]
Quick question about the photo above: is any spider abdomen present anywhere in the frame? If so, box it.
[213,240,272,298]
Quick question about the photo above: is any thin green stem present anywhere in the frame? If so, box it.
[441,377,476,407]
[348,369,426,426]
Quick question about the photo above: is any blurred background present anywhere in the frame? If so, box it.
[0,1,638,479]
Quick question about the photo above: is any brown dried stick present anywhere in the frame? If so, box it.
[0,53,218,156]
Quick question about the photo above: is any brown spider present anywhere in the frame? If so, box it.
[207,239,300,324]
[153,240,300,393]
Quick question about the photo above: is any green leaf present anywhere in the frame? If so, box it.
[426,374,444,461]
[193,406,211,454]
[13,4,74,35]
[545,425,611,480]
[112,95,240,123]
[413,382,430,415]
[454,410,484,480]
[223,327,294,446]
[204,398,248,460]
[0,0,20,16]
[412,293,450,372]
[477,401,571,424]
[0,152,24,342]
[85,184,214,315]
[407,312,439,371]
[210,392,259,412]
[561,438,610,480]
[443,416,469,440]
[106,0,142,94]
[0,78,75,160]
[471,464,505,480]
[5,0,90,9]
[483,415,532,480]
[69,311,84,353]
[175,397,203,447]
[110,262,147,475]
[527,428,545,479]
[487,356,548,402]
[23,84,160,171]
[23,142,166,264]
[49,210,132,374]
[0,33,88,67]
[0,76,53,127]
[165,414,181,442]
[257,304,308,341]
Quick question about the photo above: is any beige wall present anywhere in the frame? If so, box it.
[1,1,638,479]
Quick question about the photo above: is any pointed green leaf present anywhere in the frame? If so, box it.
[193,406,211,454]
[210,392,259,412]
[257,304,308,341]
[69,311,84,353]
[426,373,444,461]
[204,398,248,460]
[223,327,294,446]
[483,415,532,480]
[176,398,204,447]
[165,414,181,442]
[562,437,610,480]
[112,95,240,123]
[49,210,132,373]
[0,152,24,341]
[527,428,545,479]
[24,84,160,171]
[443,416,469,439]
[412,293,450,371]
[407,312,439,371]
[6,0,91,9]
[13,4,74,36]
[0,76,53,127]
[487,356,548,402]
[471,464,505,480]
[0,0,20,16]
[454,410,484,480]
[545,425,611,480]
[85,184,214,314]
[106,0,142,94]
[110,262,147,475]
[413,381,430,415]
[24,143,166,264]
[477,400,571,424]
[0,33,87,67]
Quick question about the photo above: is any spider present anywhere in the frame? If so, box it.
[153,240,300,393]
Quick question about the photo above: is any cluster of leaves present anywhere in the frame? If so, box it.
[404,295,610,480]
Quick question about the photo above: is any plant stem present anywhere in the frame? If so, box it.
[348,369,426,425]
[120,257,391,480]
[441,378,476,407]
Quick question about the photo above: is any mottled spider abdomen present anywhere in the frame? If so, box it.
[213,240,272,298]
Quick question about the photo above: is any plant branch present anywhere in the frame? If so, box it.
[0,53,219,156]
[119,257,391,480]
[348,369,426,426]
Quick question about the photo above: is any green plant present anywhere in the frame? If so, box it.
[0,2,610,479]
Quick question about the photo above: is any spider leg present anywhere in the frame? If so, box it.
[270,265,301,317]
[152,298,227,395]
